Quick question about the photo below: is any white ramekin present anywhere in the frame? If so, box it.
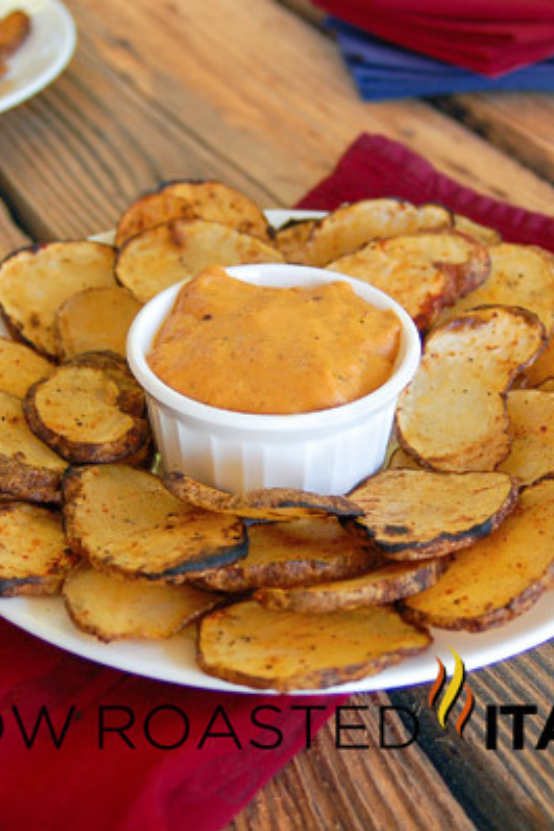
[127,264,421,495]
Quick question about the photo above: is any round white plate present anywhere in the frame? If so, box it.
[0,0,76,115]
[0,208,551,694]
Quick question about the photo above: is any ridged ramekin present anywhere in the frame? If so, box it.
[127,264,421,495]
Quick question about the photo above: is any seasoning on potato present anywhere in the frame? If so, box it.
[0,337,54,398]
[63,563,223,642]
[63,465,248,582]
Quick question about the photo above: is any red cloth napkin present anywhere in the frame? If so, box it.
[2,133,554,831]
[313,0,554,76]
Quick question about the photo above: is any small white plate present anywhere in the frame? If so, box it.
[0,0,76,114]
[0,209,552,695]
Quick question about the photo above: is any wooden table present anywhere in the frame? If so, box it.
[1,2,554,828]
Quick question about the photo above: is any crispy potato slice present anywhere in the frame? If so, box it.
[0,337,54,398]
[192,517,376,592]
[295,200,452,267]
[198,600,431,691]
[0,503,75,596]
[275,220,317,262]
[0,11,30,61]
[537,378,554,392]
[387,446,422,470]
[63,466,247,582]
[163,472,362,520]
[24,362,150,464]
[523,334,554,388]
[0,391,67,503]
[434,244,554,331]
[498,390,554,485]
[346,469,518,559]
[453,214,501,246]
[55,287,142,359]
[66,351,145,417]
[116,192,195,247]
[327,231,489,330]
[159,180,272,242]
[115,218,283,303]
[0,241,116,358]
[64,564,222,642]
[255,559,446,613]
[403,478,554,631]
[396,306,545,471]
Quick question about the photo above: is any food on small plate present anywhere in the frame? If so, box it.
[0,10,31,68]
[55,286,142,359]
[0,391,67,504]
[396,306,545,471]
[434,244,554,331]
[67,351,146,416]
[63,465,248,582]
[523,334,554,388]
[198,600,431,691]
[254,558,446,613]
[115,218,283,303]
[159,180,273,242]
[148,266,401,413]
[498,390,554,485]
[0,241,116,358]
[24,358,150,464]
[63,563,222,642]
[327,230,489,330]
[346,469,518,559]
[192,517,376,593]
[0,337,54,398]
[403,478,554,632]
[452,214,501,246]
[0,502,75,596]
[290,199,451,267]
[163,471,362,520]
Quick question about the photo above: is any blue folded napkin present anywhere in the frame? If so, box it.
[327,17,554,100]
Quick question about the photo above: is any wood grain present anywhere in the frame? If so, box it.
[0,194,29,260]
[0,0,554,244]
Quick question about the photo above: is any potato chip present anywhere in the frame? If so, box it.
[396,306,545,471]
[498,390,554,485]
[55,287,142,359]
[198,600,431,690]
[115,192,195,247]
[0,337,54,398]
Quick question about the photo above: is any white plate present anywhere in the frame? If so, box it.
[0,0,76,115]
[0,208,552,694]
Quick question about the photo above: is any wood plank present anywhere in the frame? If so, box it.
[440,93,554,190]
[0,0,554,242]
[0,195,30,259]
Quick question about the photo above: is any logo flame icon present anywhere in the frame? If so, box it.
[428,648,474,737]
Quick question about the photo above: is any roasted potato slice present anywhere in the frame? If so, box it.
[159,180,272,242]
[453,214,501,246]
[163,471,362,520]
[198,600,431,691]
[346,469,518,559]
[55,287,142,359]
[63,466,248,582]
[66,351,145,417]
[255,558,446,613]
[115,218,283,303]
[192,517,376,592]
[396,306,545,471]
[498,390,554,485]
[64,564,222,642]
[0,391,67,503]
[434,244,554,332]
[403,478,554,631]
[327,230,489,330]
[115,192,195,247]
[0,10,30,62]
[387,446,423,470]
[0,241,116,358]
[0,502,75,596]
[523,334,554,388]
[294,200,452,267]
[275,219,317,262]
[0,337,54,398]
[24,362,150,464]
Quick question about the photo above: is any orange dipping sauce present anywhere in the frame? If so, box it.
[148,267,401,414]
